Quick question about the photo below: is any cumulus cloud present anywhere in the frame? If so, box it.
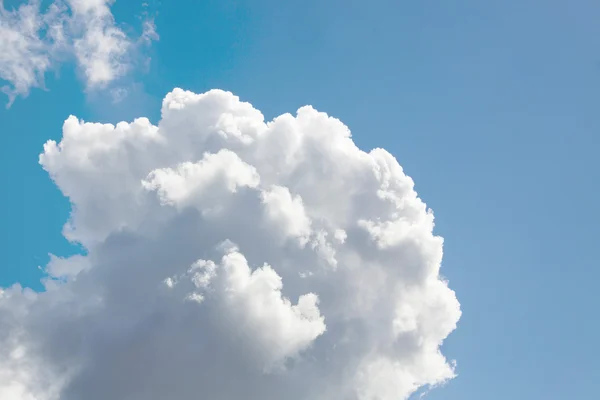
[0,0,157,105]
[1,88,461,400]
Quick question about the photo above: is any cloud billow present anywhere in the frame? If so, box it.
[0,88,461,400]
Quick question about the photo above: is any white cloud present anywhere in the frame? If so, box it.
[261,185,312,246]
[0,1,53,104]
[142,149,261,210]
[0,0,157,106]
[179,247,326,371]
[1,88,461,400]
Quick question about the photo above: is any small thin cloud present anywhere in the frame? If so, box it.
[0,0,158,107]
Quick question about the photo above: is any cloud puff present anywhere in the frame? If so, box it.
[0,0,156,106]
[1,89,461,400]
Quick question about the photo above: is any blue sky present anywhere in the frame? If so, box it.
[1,0,599,399]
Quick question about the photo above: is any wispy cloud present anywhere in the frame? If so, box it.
[0,0,158,106]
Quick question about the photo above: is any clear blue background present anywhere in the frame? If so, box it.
[1,1,598,399]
